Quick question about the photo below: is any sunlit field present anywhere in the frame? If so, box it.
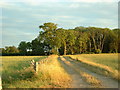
[0,54,119,88]
[1,56,71,88]
[1,56,46,88]
[70,53,119,70]
[69,53,119,81]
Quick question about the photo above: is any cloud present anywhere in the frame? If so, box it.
[0,1,118,47]
[2,2,118,28]
[2,34,37,47]
[86,18,117,28]
[2,29,38,47]
[0,2,19,9]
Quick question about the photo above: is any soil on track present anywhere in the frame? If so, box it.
[58,56,119,88]
[58,57,91,88]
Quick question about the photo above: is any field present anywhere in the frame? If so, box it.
[1,56,71,88]
[1,56,47,88]
[0,54,119,88]
[68,53,119,81]
[69,54,119,70]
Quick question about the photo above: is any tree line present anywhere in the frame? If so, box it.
[1,22,120,56]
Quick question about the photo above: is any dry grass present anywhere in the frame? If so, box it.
[38,55,72,88]
[69,54,119,81]
[81,72,101,88]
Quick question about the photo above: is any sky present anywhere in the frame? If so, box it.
[0,0,119,48]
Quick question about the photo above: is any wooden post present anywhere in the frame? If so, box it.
[31,60,39,73]
[31,60,35,65]
[34,62,38,73]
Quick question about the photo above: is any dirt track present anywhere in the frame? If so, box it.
[58,56,119,88]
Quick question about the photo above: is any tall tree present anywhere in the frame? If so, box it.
[87,27,109,53]
[39,22,61,55]
[31,38,45,55]
[56,28,68,55]
[109,29,120,53]
[18,41,28,55]
[74,29,88,54]
[66,30,76,54]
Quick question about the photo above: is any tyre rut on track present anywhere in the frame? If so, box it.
[58,56,119,88]
[58,57,91,88]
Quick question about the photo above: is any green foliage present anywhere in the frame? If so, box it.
[3,22,119,55]
[2,56,47,88]
[51,48,59,55]
[95,49,101,54]
[18,41,28,54]
[31,38,45,55]
[0,48,6,53]
[39,22,57,32]
[0,46,19,55]
[5,46,19,53]
[39,22,61,55]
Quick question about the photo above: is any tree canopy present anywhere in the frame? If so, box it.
[1,22,119,56]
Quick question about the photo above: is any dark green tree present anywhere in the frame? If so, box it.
[18,41,28,55]
[5,46,19,53]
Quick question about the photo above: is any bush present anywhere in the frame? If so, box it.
[95,49,102,54]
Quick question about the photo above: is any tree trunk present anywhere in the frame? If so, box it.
[79,47,82,54]
[56,47,59,55]
[71,48,74,55]
[64,42,67,55]
[92,37,97,50]
[99,36,102,50]
[101,36,106,52]
[115,48,118,53]
[89,40,91,52]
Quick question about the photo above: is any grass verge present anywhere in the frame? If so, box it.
[38,55,72,88]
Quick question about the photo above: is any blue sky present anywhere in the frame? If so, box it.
[0,0,119,48]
